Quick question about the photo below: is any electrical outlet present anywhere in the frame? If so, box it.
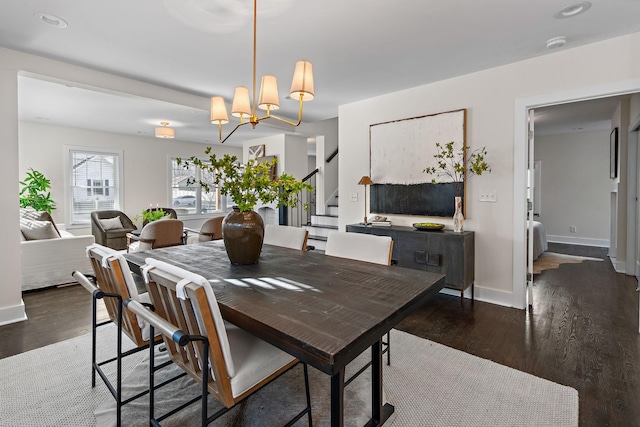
[570,226,577,233]
[351,193,358,202]
[479,190,497,203]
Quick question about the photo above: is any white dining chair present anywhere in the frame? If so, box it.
[263,224,309,250]
[325,230,394,378]
[325,230,393,266]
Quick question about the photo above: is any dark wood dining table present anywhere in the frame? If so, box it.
[125,240,445,427]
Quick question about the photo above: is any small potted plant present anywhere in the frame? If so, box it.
[19,168,56,214]
[423,142,491,232]
[177,151,312,264]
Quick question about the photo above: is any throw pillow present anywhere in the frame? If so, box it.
[99,216,124,231]
[20,207,61,235]
[20,218,61,240]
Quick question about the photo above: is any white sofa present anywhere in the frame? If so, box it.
[20,208,95,291]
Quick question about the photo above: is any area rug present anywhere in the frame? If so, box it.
[0,325,578,426]
[533,252,603,274]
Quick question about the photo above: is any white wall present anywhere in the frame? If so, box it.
[535,130,610,246]
[0,70,26,325]
[19,122,241,234]
[299,117,339,207]
[339,32,640,307]
[0,46,240,324]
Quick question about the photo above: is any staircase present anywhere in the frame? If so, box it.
[305,197,338,252]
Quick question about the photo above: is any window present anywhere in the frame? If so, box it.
[170,158,223,214]
[65,146,123,226]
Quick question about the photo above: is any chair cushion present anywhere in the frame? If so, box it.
[99,216,124,230]
[20,218,60,240]
[226,323,296,398]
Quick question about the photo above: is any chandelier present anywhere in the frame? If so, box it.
[209,0,315,143]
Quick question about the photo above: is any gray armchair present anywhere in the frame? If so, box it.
[90,210,137,250]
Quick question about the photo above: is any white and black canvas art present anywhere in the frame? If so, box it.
[369,109,466,217]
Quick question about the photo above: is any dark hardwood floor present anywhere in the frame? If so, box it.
[1,244,638,426]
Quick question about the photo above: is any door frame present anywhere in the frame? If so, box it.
[512,78,640,309]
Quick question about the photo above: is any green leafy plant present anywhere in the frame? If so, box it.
[19,168,56,214]
[423,141,491,196]
[134,209,170,225]
[177,151,313,212]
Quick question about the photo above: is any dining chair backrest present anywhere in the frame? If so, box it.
[263,224,308,250]
[137,219,184,251]
[197,216,224,243]
[86,243,149,345]
[325,230,393,266]
[141,257,237,407]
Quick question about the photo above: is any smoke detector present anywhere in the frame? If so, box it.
[546,36,567,49]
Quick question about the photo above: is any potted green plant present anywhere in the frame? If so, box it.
[134,208,171,227]
[177,152,312,264]
[19,168,56,214]
[423,142,491,232]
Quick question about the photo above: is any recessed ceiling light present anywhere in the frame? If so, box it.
[546,36,567,49]
[554,2,591,19]
[34,12,68,28]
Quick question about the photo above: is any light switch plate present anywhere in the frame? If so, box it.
[479,190,497,203]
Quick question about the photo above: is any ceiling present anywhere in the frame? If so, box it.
[5,0,640,147]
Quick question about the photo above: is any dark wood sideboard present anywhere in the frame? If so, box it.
[346,224,475,300]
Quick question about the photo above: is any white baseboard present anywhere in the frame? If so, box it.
[547,235,609,248]
[0,300,27,326]
[609,256,627,274]
[440,286,515,308]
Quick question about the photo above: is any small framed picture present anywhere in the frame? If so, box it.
[610,128,618,179]
[249,144,265,159]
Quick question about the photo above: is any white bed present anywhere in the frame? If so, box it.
[528,220,548,261]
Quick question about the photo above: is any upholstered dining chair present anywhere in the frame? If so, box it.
[127,219,184,252]
[141,207,178,227]
[125,258,312,426]
[72,244,180,427]
[263,224,309,251]
[91,210,137,250]
[184,216,223,244]
[325,230,394,380]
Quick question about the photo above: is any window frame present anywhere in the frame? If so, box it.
[64,145,124,228]
[168,157,227,217]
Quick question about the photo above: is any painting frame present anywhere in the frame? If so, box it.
[610,127,618,179]
[369,108,467,218]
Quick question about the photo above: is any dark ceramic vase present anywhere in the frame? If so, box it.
[222,207,264,265]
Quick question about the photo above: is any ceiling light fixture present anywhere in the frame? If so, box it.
[34,13,68,28]
[210,0,314,144]
[546,36,567,49]
[554,2,591,19]
[155,122,175,139]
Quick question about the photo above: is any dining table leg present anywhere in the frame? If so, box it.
[365,339,395,427]
[330,369,345,426]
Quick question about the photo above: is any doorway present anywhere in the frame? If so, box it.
[513,79,640,309]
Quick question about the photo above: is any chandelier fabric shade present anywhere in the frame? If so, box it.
[290,61,315,101]
[155,122,175,139]
[258,75,280,111]
[210,96,229,124]
[231,87,251,119]
[210,0,315,143]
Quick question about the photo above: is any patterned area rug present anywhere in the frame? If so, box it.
[533,252,603,274]
[0,326,579,426]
